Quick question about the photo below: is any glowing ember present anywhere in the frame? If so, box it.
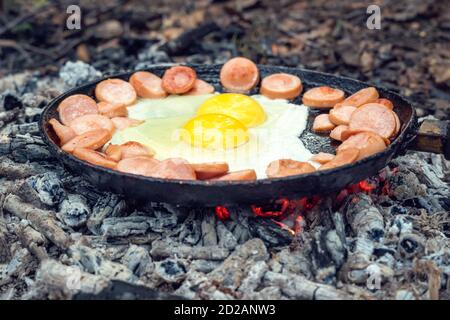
[359,179,377,192]
[215,168,397,236]
[294,215,303,234]
[251,198,289,218]
[215,206,230,221]
[271,220,296,236]
[251,197,316,237]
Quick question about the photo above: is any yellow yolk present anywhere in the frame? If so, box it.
[181,113,249,149]
[196,93,266,128]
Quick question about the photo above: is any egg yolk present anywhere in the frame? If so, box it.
[181,113,249,149]
[196,93,266,128]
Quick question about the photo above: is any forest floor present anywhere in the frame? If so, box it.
[0,0,449,118]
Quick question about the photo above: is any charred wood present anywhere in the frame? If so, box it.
[3,194,72,249]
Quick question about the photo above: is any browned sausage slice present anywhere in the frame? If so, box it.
[266,159,316,178]
[161,66,197,94]
[318,148,360,171]
[191,162,229,180]
[48,118,76,145]
[260,73,302,100]
[220,57,259,93]
[340,128,391,145]
[116,156,160,176]
[73,148,117,169]
[375,98,394,110]
[393,111,401,137]
[329,106,356,125]
[104,144,122,162]
[111,117,144,131]
[95,79,137,106]
[329,124,349,141]
[342,87,379,107]
[69,114,115,135]
[98,101,128,118]
[62,129,112,153]
[119,141,155,159]
[302,86,345,108]
[337,131,387,161]
[57,94,98,125]
[310,152,335,164]
[312,114,335,132]
[349,103,397,139]
[129,71,167,99]
[148,158,196,180]
[213,169,257,181]
[185,79,215,96]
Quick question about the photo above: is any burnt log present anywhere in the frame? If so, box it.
[263,271,353,300]
[3,194,72,249]
[16,221,49,261]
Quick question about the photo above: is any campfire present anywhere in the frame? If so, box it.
[1,0,450,302]
[213,169,391,239]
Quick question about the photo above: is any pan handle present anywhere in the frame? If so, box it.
[408,119,450,160]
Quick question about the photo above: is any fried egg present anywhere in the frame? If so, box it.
[110,94,312,178]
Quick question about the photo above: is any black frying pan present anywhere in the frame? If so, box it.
[39,64,450,206]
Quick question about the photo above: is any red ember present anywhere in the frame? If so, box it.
[215,206,230,221]
[251,198,290,218]
[214,168,397,236]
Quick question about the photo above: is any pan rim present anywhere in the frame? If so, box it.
[39,64,416,188]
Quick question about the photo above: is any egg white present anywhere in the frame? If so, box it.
[110,94,312,179]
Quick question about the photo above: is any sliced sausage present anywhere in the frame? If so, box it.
[98,101,128,118]
[191,162,229,180]
[104,144,122,162]
[340,129,391,145]
[148,158,196,180]
[119,141,155,159]
[340,128,364,141]
[57,94,98,125]
[48,118,76,145]
[330,124,349,141]
[312,114,335,132]
[213,169,257,181]
[116,156,160,176]
[62,129,112,153]
[111,117,144,131]
[185,79,215,96]
[310,152,335,164]
[266,159,316,178]
[393,111,401,137]
[129,71,167,99]
[161,66,197,94]
[69,114,115,135]
[349,103,397,139]
[342,87,379,107]
[337,131,387,161]
[302,86,345,108]
[220,57,259,93]
[318,148,360,171]
[95,78,137,106]
[260,73,302,100]
[329,105,356,125]
[375,98,394,110]
[73,148,117,169]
